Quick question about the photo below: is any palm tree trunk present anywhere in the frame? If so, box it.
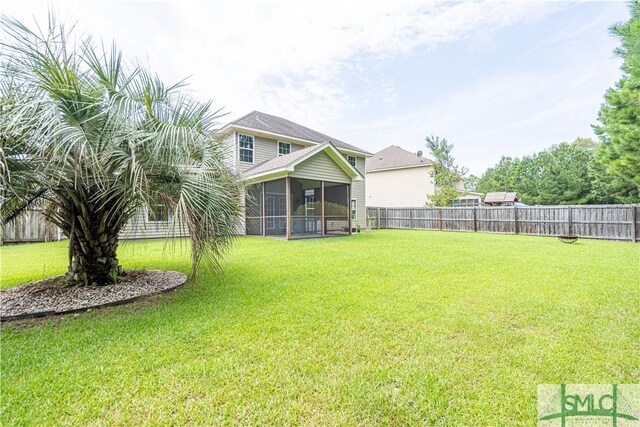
[46,187,126,285]
[66,221,122,285]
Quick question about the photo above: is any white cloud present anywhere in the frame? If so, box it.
[2,0,556,130]
[4,1,621,175]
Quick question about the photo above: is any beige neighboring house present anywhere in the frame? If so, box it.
[366,145,465,207]
[366,146,435,207]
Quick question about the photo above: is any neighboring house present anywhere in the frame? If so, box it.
[453,192,484,207]
[366,145,465,207]
[217,111,372,238]
[366,146,435,207]
[483,192,519,206]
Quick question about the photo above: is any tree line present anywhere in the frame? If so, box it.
[469,137,638,205]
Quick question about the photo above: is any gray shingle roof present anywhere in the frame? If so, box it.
[229,111,372,156]
[366,145,433,172]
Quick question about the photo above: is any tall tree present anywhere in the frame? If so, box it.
[0,16,241,285]
[476,156,517,196]
[476,139,609,205]
[534,143,593,205]
[464,174,480,192]
[424,135,467,206]
[593,1,640,201]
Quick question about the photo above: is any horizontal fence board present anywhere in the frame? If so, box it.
[367,205,639,242]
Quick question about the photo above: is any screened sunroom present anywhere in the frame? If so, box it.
[241,143,363,239]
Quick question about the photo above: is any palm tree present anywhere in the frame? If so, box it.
[0,15,241,285]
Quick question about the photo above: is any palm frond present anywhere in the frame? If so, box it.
[1,13,241,280]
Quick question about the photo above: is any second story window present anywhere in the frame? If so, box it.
[238,133,254,163]
[278,141,291,156]
[347,155,357,167]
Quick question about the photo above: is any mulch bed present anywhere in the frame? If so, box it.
[1,270,187,322]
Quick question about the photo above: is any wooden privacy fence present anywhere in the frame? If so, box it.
[2,206,188,244]
[2,206,59,244]
[4,204,639,243]
[366,205,640,242]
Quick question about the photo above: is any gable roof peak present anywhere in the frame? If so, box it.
[242,141,363,183]
[366,145,433,172]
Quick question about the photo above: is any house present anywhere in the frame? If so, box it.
[453,192,484,207]
[365,145,465,207]
[483,192,519,206]
[3,111,371,243]
[217,111,372,238]
[366,146,434,207]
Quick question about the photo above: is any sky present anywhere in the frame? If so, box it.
[1,1,630,175]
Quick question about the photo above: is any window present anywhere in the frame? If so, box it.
[147,204,170,222]
[278,141,291,156]
[452,197,482,207]
[351,198,357,220]
[238,133,254,163]
[347,155,357,167]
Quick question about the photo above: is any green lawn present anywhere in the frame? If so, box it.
[1,231,638,425]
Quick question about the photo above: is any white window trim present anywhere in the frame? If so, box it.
[238,133,255,164]
[350,198,357,220]
[277,141,291,157]
[347,155,357,167]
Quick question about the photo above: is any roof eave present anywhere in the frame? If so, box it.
[366,163,432,173]
[241,142,364,183]
[320,142,365,180]
[241,168,289,184]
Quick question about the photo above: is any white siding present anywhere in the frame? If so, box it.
[221,132,236,170]
[366,166,435,207]
[119,209,189,240]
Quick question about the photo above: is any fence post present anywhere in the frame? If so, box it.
[567,206,573,236]
[631,205,637,242]
[382,208,386,229]
[438,208,442,231]
[473,207,477,232]
[514,206,519,235]
[410,208,414,229]
[377,208,381,229]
